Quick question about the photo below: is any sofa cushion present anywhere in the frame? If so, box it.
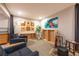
[7,47,39,56]
[8,51,21,56]
[18,47,32,56]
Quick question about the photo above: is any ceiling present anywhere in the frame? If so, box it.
[5,3,75,20]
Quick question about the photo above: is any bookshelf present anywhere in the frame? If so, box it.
[20,21,34,32]
[20,21,36,39]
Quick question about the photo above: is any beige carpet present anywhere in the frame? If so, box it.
[27,39,53,56]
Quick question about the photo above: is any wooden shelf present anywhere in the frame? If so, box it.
[20,21,34,32]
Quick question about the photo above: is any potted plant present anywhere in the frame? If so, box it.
[35,25,41,40]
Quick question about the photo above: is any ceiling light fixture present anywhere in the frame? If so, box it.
[17,11,22,16]
[38,16,42,20]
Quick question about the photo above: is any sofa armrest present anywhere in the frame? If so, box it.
[4,42,26,54]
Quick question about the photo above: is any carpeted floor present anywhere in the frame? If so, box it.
[27,39,79,56]
[27,39,53,56]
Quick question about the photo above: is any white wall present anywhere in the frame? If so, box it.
[57,6,75,40]
[0,19,8,31]
[41,5,75,40]
[0,17,41,33]
[13,17,41,34]
[0,5,75,41]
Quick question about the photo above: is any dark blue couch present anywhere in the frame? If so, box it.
[0,42,39,56]
[10,35,27,44]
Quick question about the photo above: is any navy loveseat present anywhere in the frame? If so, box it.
[0,42,39,56]
[10,35,27,44]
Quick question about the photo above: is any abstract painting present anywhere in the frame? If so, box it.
[45,17,58,28]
